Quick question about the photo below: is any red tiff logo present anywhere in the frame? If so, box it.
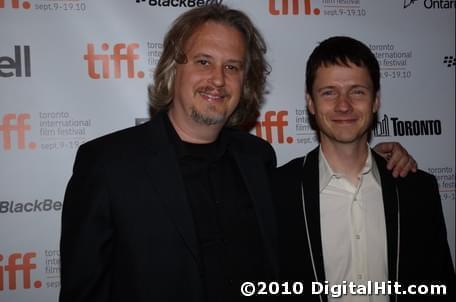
[255,111,293,144]
[0,252,41,290]
[0,0,31,9]
[269,0,320,15]
[84,43,144,79]
[0,113,36,150]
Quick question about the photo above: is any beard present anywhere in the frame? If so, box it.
[190,105,226,126]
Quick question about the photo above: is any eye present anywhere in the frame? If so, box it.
[320,89,335,97]
[224,64,242,73]
[350,88,369,98]
[196,59,210,66]
[352,89,365,95]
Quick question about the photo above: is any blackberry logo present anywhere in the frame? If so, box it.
[443,56,456,67]
[0,46,31,78]
[0,199,62,214]
[373,114,442,137]
[136,0,222,7]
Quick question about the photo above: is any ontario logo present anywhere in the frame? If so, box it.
[0,113,36,150]
[0,252,41,290]
[269,0,321,15]
[84,43,144,79]
[373,114,442,137]
[403,0,419,8]
[255,110,293,144]
[0,0,31,9]
[403,0,456,9]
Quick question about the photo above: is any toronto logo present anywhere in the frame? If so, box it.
[373,114,442,137]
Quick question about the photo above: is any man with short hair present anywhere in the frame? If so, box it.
[275,36,455,302]
[59,6,416,302]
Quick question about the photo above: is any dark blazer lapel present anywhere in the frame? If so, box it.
[373,152,399,283]
[302,148,327,286]
[140,115,200,261]
[234,151,279,276]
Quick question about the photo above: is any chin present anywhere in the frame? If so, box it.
[191,108,226,126]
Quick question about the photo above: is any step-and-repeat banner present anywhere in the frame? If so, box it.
[1,0,454,301]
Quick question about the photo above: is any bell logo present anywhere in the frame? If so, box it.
[0,252,41,290]
[0,0,31,9]
[0,113,36,150]
[255,111,293,144]
[269,0,320,15]
[0,46,31,78]
[84,43,144,79]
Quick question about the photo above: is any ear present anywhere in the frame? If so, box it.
[373,94,380,113]
[306,93,316,115]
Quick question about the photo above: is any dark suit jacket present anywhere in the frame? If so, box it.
[59,113,279,302]
[274,147,455,301]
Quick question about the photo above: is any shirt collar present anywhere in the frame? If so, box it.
[162,110,229,161]
[318,145,381,192]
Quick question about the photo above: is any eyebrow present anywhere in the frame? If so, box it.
[191,53,245,66]
[317,84,371,91]
[350,84,371,89]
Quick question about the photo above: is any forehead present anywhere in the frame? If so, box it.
[183,21,246,57]
[314,62,373,86]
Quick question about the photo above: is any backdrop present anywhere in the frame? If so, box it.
[1,0,454,301]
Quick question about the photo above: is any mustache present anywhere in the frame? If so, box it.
[198,86,228,96]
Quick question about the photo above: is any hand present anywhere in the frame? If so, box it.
[373,142,417,178]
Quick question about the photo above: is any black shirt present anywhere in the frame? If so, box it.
[163,114,270,301]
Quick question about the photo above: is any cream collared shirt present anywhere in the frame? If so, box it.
[319,147,389,302]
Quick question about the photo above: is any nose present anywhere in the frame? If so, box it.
[208,65,225,87]
[335,94,353,112]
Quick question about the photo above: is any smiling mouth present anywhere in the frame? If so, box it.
[199,91,226,102]
[332,119,357,125]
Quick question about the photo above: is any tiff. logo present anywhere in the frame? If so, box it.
[0,0,31,9]
[255,111,294,144]
[84,43,144,79]
[269,0,320,15]
[0,113,36,150]
[0,252,41,290]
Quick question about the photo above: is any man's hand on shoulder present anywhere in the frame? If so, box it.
[373,142,418,178]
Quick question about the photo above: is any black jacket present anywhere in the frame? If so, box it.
[59,112,279,302]
[274,147,455,301]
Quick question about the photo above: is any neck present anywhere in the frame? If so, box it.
[168,109,222,144]
[320,138,369,185]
